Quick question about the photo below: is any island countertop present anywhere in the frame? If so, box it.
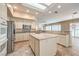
[30,33,59,40]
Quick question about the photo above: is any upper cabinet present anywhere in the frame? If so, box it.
[0,4,7,21]
[0,4,2,17]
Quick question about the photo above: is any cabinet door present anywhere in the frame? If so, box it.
[0,4,7,21]
[15,33,24,42]
[29,36,32,46]
[2,4,7,19]
[34,39,39,56]
[0,4,2,17]
[24,33,29,40]
[30,36,35,52]
[29,36,32,47]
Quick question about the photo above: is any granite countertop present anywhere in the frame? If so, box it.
[30,33,59,40]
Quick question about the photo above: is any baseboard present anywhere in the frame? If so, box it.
[14,40,29,43]
[57,43,71,48]
[57,43,67,48]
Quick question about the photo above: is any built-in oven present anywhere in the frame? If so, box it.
[0,17,7,39]
[0,17,7,56]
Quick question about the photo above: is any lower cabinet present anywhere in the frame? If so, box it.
[15,33,29,42]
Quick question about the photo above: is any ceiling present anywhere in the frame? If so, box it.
[7,3,79,24]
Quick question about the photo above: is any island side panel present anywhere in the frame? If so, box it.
[34,38,40,56]
[40,37,57,56]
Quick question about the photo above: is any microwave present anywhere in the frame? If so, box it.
[0,17,7,39]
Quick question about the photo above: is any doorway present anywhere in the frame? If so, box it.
[70,23,79,38]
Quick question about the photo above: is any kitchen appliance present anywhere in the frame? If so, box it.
[0,17,7,39]
[7,21,15,53]
[22,25,31,32]
[0,17,7,56]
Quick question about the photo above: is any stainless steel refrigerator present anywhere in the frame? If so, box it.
[7,21,15,53]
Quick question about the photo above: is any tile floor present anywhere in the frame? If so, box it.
[7,37,79,56]
[56,37,79,56]
[7,41,34,56]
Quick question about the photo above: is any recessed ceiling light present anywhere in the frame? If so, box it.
[26,10,30,12]
[73,11,78,14]
[14,6,17,9]
[58,5,61,9]
[72,9,78,14]
[54,11,58,14]
[36,12,39,15]
[48,11,52,13]
[7,4,11,8]
[44,3,52,6]
[72,9,74,11]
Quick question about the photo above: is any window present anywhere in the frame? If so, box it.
[45,24,61,31]
[22,3,52,10]
[51,25,61,31]
[26,3,46,10]
[46,26,51,31]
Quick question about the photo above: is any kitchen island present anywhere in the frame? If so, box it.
[29,33,59,56]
